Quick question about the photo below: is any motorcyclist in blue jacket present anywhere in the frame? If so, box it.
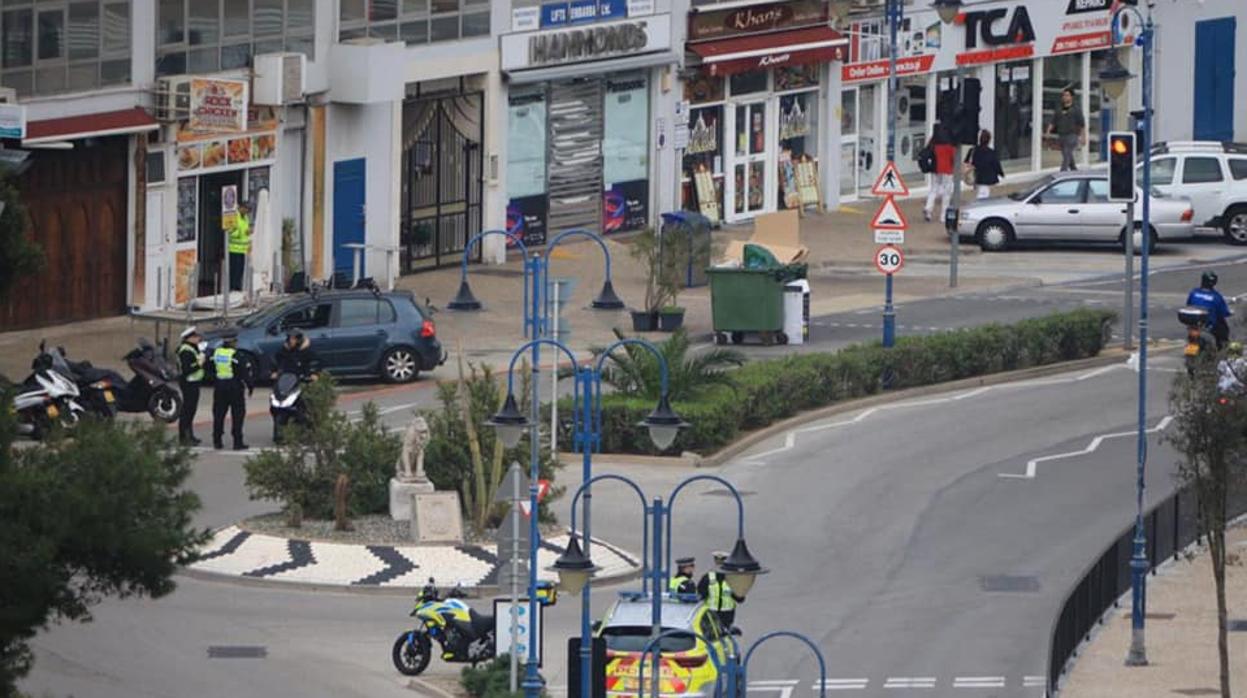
[1187,271,1232,348]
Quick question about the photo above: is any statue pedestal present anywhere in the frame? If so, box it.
[389,478,434,521]
[411,492,464,545]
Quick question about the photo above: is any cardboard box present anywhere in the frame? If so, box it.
[720,210,810,265]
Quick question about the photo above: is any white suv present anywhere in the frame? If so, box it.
[1141,142,1247,244]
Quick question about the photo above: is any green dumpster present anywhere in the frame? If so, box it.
[706,267,789,345]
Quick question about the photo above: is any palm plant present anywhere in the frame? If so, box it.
[594,327,744,402]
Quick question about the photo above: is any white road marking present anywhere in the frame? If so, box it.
[816,678,870,690]
[883,677,937,688]
[953,676,1007,688]
[746,685,794,698]
[749,680,799,686]
[1023,676,1047,687]
[999,415,1174,479]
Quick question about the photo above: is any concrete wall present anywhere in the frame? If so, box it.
[1153,0,1247,143]
[324,101,400,282]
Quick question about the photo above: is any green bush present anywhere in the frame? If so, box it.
[588,309,1114,455]
[460,655,529,698]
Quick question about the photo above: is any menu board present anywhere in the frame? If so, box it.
[795,158,820,207]
[177,178,197,243]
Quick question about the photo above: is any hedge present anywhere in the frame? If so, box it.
[587,309,1115,455]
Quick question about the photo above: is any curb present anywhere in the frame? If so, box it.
[405,677,460,698]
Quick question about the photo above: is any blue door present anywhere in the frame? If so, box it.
[1194,18,1236,142]
[333,158,367,277]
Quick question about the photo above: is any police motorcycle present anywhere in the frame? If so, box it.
[392,578,558,676]
[269,371,310,444]
[14,342,86,439]
[52,339,182,422]
[1179,306,1218,374]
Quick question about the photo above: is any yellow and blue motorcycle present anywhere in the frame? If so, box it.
[392,579,496,676]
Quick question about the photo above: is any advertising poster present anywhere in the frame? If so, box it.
[175,249,197,305]
[507,195,548,248]
[189,78,248,133]
[602,179,648,234]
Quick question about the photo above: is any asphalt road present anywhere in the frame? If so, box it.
[19,239,1235,698]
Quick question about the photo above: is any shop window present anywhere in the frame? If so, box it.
[994,60,1034,173]
[156,0,316,78]
[1,1,129,96]
[729,70,767,97]
[774,64,818,92]
[778,92,818,211]
[339,0,487,46]
[682,105,723,216]
[895,74,928,176]
[1041,54,1082,170]
[841,89,857,136]
[1183,157,1224,184]
[147,151,167,185]
[506,88,547,247]
[684,72,724,103]
[603,73,649,234]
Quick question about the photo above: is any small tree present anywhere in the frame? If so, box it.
[1166,351,1247,698]
[0,394,209,692]
[595,327,744,402]
[0,177,42,302]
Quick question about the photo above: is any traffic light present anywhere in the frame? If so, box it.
[1108,131,1136,202]
[956,78,982,146]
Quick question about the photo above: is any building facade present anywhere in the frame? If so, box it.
[1151,0,1245,145]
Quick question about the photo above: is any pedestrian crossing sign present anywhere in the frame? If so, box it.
[871,161,910,197]
[870,195,908,230]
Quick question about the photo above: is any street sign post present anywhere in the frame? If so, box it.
[870,195,908,230]
[875,245,905,275]
[874,229,905,245]
[871,161,910,197]
[494,599,544,667]
[495,462,531,690]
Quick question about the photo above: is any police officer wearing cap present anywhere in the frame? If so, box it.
[176,326,207,445]
[699,551,745,629]
[669,557,697,595]
[211,331,253,450]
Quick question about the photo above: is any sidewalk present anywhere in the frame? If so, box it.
[1061,523,1247,697]
[185,525,639,593]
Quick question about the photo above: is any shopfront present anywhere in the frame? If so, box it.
[500,7,676,242]
[836,0,1131,199]
[681,0,845,223]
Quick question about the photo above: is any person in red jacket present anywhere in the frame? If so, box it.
[923,123,957,224]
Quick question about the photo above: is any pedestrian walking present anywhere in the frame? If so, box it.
[228,200,252,291]
[669,557,697,595]
[211,331,252,450]
[964,129,1005,200]
[1046,88,1085,172]
[176,326,207,446]
[923,124,957,223]
[698,551,745,630]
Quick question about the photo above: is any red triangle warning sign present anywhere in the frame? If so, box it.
[870,195,908,230]
[871,161,910,197]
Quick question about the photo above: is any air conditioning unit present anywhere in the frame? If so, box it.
[153,76,192,122]
[253,53,307,106]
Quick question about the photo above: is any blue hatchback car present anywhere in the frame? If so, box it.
[205,289,446,383]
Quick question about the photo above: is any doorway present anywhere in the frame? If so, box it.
[197,170,243,297]
[1194,17,1235,142]
[333,158,367,277]
[727,100,771,221]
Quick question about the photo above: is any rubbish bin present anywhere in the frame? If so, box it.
[707,264,806,345]
[660,211,713,288]
[783,279,810,346]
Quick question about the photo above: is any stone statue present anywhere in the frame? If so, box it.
[396,415,431,484]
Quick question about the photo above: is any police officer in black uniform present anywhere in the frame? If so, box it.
[211,331,253,450]
[176,326,207,445]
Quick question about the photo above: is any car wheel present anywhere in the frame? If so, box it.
[1123,225,1159,255]
[976,219,1013,252]
[381,347,420,384]
[1224,206,1247,246]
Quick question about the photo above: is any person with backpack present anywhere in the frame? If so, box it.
[921,124,957,223]
[964,129,1005,199]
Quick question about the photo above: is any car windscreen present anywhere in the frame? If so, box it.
[601,626,696,653]
[237,300,297,328]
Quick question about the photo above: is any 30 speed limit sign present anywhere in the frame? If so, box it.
[874,245,904,275]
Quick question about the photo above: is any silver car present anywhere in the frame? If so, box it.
[957,173,1195,252]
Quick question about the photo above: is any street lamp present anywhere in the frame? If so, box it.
[550,533,598,596]
[931,0,963,25]
[485,393,529,449]
[641,395,688,452]
[1098,52,1133,100]
[718,538,764,597]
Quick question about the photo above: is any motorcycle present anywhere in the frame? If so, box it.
[15,348,85,439]
[55,339,182,423]
[269,371,310,444]
[392,579,495,676]
[1179,306,1217,374]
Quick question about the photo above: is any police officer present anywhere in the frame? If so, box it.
[1187,271,1233,349]
[176,326,207,446]
[211,331,253,450]
[669,557,697,595]
[228,201,252,291]
[698,551,745,630]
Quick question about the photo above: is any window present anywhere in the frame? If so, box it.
[1087,179,1110,202]
[281,303,331,330]
[1227,159,1247,181]
[156,1,315,77]
[336,298,396,328]
[1183,157,1224,184]
[1,1,130,96]
[1036,179,1083,204]
[339,0,488,45]
[1142,157,1176,186]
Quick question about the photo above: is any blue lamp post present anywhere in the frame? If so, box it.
[1098,1,1155,668]
[552,473,766,698]
[489,337,687,698]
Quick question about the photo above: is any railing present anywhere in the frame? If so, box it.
[1048,485,1247,694]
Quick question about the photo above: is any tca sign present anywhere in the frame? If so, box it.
[963,6,1036,49]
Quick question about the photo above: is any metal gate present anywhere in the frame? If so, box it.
[401,91,483,272]
[547,79,603,233]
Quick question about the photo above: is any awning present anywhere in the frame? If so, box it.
[23,107,158,145]
[689,26,847,77]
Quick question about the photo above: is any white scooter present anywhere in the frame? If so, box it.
[15,367,85,439]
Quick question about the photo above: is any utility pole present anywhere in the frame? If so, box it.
[881,0,900,348]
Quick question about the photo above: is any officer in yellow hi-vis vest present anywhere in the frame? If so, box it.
[669,556,697,595]
[228,200,251,291]
[176,326,207,446]
[211,331,252,450]
[698,550,745,629]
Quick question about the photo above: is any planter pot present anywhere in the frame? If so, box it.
[631,310,659,332]
[658,309,685,332]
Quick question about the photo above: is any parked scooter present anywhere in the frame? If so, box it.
[269,371,309,444]
[1179,306,1217,374]
[55,339,182,422]
[15,345,85,439]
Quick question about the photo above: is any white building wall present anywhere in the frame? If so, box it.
[1152,0,1247,143]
